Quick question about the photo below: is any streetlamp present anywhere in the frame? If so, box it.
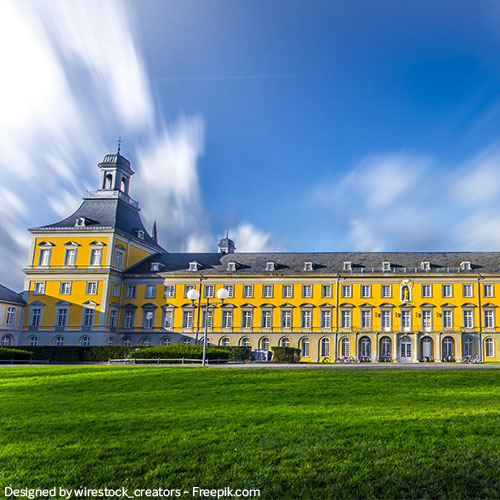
[187,285,230,366]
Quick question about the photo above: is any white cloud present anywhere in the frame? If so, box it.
[228,223,279,252]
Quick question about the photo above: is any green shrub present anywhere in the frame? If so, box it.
[132,344,229,361]
[0,348,31,360]
[271,346,301,363]
[219,346,251,361]
[21,346,133,362]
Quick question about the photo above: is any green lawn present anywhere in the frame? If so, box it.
[1,367,500,499]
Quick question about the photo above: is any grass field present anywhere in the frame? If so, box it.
[2,367,500,499]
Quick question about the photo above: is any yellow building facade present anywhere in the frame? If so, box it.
[11,151,500,363]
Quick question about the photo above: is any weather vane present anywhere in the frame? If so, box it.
[117,137,123,154]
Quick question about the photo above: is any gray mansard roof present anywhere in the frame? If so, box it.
[125,251,500,276]
[30,196,163,251]
[0,284,25,305]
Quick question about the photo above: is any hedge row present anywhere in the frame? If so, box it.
[132,344,230,361]
[19,346,133,362]
[271,346,301,363]
[0,348,31,360]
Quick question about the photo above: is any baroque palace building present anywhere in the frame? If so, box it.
[5,149,500,363]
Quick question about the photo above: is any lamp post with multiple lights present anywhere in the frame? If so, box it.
[187,282,230,366]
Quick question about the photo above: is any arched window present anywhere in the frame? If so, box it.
[220,337,230,347]
[240,337,251,347]
[281,337,291,347]
[27,336,38,346]
[485,338,494,358]
[442,336,454,358]
[1,335,13,347]
[104,173,113,190]
[320,337,330,358]
[301,338,310,357]
[200,337,211,346]
[80,336,91,347]
[260,337,270,350]
[340,337,350,357]
[380,337,391,358]
[54,336,64,347]
[359,337,371,358]
[107,337,116,346]
[120,177,128,193]
[141,337,151,347]
[122,337,131,346]
[160,337,171,346]
[464,337,474,357]
[181,338,191,345]
[422,337,433,358]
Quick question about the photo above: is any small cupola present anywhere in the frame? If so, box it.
[218,230,235,254]
[97,141,135,198]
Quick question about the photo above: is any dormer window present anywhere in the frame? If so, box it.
[266,261,275,271]
[135,230,144,240]
[75,217,86,227]
[189,261,199,272]
[227,261,236,272]
[383,262,391,272]
[421,261,430,271]
[460,261,471,271]
[150,262,162,272]
[343,262,352,271]
[304,262,313,271]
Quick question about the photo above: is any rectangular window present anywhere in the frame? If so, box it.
[202,310,213,328]
[222,310,233,328]
[5,307,16,326]
[322,285,332,298]
[39,249,51,266]
[360,285,371,298]
[341,310,351,328]
[145,285,156,299]
[112,283,121,297]
[109,310,117,328]
[243,285,254,298]
[34,282,45,295]
[64,248,77,266]
[282,285,293,298]
[182,311,194,328]
[485,310,495,329]
[361,310,371,328]
[463,310,474,328]
[143,310,154,328]
[302,310,312,328]
[90,248,102,266]
[442,284,453,298]
[164,310,174,328]
[86,282,98,295]
[341,285,352,298]
[114,249,124,269]
[83,308,94,328]
[204,285,214,298]
[421,285,432,298]
[443,310,453,328]
[224,285,234,298]
[30,308,41,327]
[242,310,253,328]
[422,310,432,330]
[60,282,71,295]
[262,310,272,328]
[57,308,68,328]
[401,310,411,330]
[282,310,292,328]
[262,285,273,298]
[463,285,473,298]
[381,310,391,330]
[321,310,331,328]
[381,285,391,298]
[164,285,176,298]
[124,310,135,329]
[302,285,313,298]
[126,285,137,299]
[484,284,494,298]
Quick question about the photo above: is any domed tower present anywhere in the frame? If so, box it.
[218,231,235,254]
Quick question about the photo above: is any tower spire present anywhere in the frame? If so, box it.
[152,218,158,244]
[117,136,123,155]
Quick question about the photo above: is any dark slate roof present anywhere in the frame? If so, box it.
[30,197,164,251]
[124,251,500,276]
[0,284,25,305]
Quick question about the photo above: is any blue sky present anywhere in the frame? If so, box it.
[3,0,500,289]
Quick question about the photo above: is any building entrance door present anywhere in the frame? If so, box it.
[399,336,412,363]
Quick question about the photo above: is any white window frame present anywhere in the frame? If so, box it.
[302,285,313,298]
[224,285,234,298]
[124,310,135,329]
[145,285,156,299]
[90,248,102,266]
[204,285,214,298]
[60,282,72,295]
[422,309,432,331]
[112,283,121,297]
[341,310,351,328]
[182,310,194,328]
[222,310,233,328]
[381,285,391,298]
[484,284,494,298]
[34,282,45,295]
[421,284,432,298]
[5,307,16,326]
[30,308,42,328]
[463,284,473,298]
[126,285,137,299]
[322,285,332,298]
[361,285,371,298]
[164,310,174,328]
[282,285,293,298]
[463,309,474,329]
[301,310,312,328]
[443,310,453,329]
[341,285,352,298]
[56,308,68,328]
[86,282,98,295]
[39,248,51,266]
[262,285,273,298]
[242,285,254,298]
[301,338,310,357]
[442,284,453,298]
[83,308,95,328]
[64,248,77,266]
[484,309,495,329]
[381,310,392,331]
[262,310,272,328]
[321,309,331,328]
[164,285,176,298]
[361,309,371,329]
[114,248,124,269]
[401,310,411,331]
[282,310,292,328]
[485,338,494,358]
[242,310,253,329]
